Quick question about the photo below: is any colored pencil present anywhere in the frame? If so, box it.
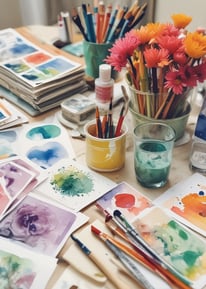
[71,234,131,289]
[86,4,96,42]
[104,5,119,43]
[96,1,105,43]
[101,4,112,43]
[71,7,89,41]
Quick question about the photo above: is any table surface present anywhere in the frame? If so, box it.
[13,26,205,289]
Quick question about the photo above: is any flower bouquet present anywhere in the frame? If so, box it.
[106,14,206,119]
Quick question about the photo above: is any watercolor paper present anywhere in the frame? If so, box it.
[35,158,115,212]
[0,193,86,256]
[0,237,57,289]
[133,206,206,289]
[17,122,76,169]
[0,98,28,130]
[96,182,153,223]
[0,155,47,218]
[154,173,206,237]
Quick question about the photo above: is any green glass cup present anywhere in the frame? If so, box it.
[133,122,175,188]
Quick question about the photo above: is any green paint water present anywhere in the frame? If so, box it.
[134,141,171,188]
[51,166,94,197]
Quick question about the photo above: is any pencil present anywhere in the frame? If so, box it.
[71,7,89,41]
[106,7,125,43]
[101,4,112,43]
[96,1,105,43]
[104,5,119,43]
[86,4,96,42]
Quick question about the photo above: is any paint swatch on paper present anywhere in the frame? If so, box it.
[96,182,152,223]
[154,173,206,237]
[17,122,76,169]
[133,207,206,288]
[35,158,115,211]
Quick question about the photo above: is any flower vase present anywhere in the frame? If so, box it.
[128,85,192,141]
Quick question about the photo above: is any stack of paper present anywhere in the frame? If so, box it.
[0,28,88,115]
[0,97,28,129]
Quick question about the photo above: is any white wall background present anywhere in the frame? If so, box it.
[154,0,206,31]
[0,0,205,30]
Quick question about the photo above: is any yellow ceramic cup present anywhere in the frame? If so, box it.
[84,119,128,172]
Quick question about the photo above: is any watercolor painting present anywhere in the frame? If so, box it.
[17,122,76,169]
[133,207,206,289]
[0,237,57,289]
[154,173,206,237]
[26,141,69,169]
[0,129,17,159]
[0,160,36,198]
[0,193,78,256]
[0,29,37,62]
[96,182,152,222]
[35,158,115,212]
[0,98,28,131]
[0,156,47,218]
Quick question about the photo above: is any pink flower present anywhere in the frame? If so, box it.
[106,33,140,71]
[165,70,187,94]
[193,62,206,82]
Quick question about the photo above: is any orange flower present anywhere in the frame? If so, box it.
[133,23,165,45]
[171,13,192,29]
[184,32,206,59]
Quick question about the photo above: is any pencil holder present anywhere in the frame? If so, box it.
[83,41,113,79]
[84,119,128,172]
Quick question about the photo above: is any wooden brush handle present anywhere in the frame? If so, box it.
[90,252,131,289]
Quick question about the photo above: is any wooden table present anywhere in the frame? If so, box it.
[13,26,203,289]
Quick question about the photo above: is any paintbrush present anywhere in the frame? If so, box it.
[95,204,189,289]
[95,106,103,138]
[107,97,114,138]
[70,234,131,289]
[113,210,193,289]
[115,85,129,137]
[95,202,129,242]
[91,225,156,289]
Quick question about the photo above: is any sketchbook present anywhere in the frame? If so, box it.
[0,28,87,113]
